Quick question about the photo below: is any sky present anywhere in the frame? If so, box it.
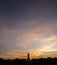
[0,0,57,59]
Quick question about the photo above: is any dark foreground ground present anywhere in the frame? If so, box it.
[0,58,57,65]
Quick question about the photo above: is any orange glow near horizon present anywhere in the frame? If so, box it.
[0,49,57,59]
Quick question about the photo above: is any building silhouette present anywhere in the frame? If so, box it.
[27,53,30,61]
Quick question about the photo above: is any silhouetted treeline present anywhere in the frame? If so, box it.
[0,57,57,65]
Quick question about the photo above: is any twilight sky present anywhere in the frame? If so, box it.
[0,0,57,59]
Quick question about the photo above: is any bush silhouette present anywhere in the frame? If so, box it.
[0,57,57,65]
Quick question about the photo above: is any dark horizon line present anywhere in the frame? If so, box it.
[0,57,57,60]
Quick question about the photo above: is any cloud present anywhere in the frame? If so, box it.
[0,49,42,59]
[0,21,57,49]
[36,51,57,58]
[0,0,57,59]
[0,18,57,59]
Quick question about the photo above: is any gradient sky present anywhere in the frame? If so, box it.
[0,0,57,59]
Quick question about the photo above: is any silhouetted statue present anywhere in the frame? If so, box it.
[27,53,30,61]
